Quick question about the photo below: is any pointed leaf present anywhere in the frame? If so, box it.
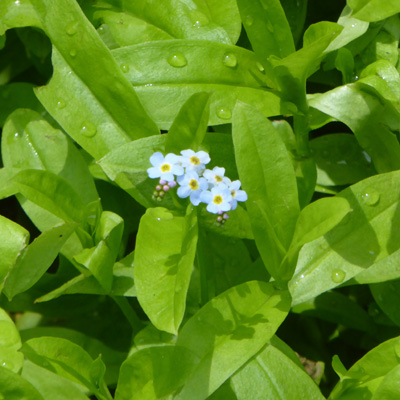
[2,223,77,300]
[134,206,198,334]
[175,281,291,400]
[165,92,211,154]
[232,102,299,278]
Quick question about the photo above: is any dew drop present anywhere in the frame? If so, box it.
[361,188,380,206]
[167,53,187,68]
[120,63,130,73]
[80,122,97,138]
[256,61,265,73]
[66,24,77,36]
[14,132,19,138]
[14,0,20,5]
[69,49,77,57]
[331,269,346,284]
[266,20,274,33]
[56,99,66,109]
[222,52,237,68]
[217,108,232,120]
[189,10,209,28]
[245,15,254,26]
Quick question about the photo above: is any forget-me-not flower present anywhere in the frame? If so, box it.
[177,171,208,206]
[180,149,210,172]
[200,184,232,214]
[147,152,184,182]
[227,180,248,210]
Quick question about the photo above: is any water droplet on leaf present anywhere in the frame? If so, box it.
[80,122,97,138]
[245,15,254,26]
[120,63,130,73]
[256,61,265,73]
[217,108,231,120]
[361,188,380,206]
[167,53,187,68]
[222,52,237,68]
[69,49,77,57]
[56,99,66,109]
[266,20,274,33]
[331,269,346,284]
[66,24,77,36]
[189,10,209,28]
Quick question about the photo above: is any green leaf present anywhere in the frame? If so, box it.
[165,92,211,154]
[289,171,400,305]
[99,134,166,209]
[0,0,159,159]
[114,345,196,400]
[2,223,77,300]
[309,83,400,173]
[0,365,44,400]
[231,336,325,400]
[22,360,91,400]
[329,336,400,399]
[111,39,284,128]
[93,0,240,46]
[370,280,400,327]
[0,307,24,373]
[348,0,400,22]
[291,291,374,332]
[74,211,124,293]
[2,109,99,204]
[12,169,86,223]
[271,22,343,111]
[21,337,112,400]
[280,0,308,45]
[20,326,127,386]
[134,206,198,335]
[281,196,350,279]
[237,0,295,66]
[0,215,29,289]
[232,102,299,279]
[175,281,291,400]
[310,134,375,186]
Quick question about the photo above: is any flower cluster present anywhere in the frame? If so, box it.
[147,149,247,223]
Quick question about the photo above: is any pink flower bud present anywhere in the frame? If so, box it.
[156,185,162,191]
[168,181,177,188]
[159,179,167,185]
[163,185,170,192]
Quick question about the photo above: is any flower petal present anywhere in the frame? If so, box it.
[149,152,164,167]
[147,167,161,179]
[177,186,191,198]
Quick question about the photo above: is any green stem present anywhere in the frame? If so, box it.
[294,113,311,158]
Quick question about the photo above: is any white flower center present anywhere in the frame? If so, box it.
[215,175,223,183]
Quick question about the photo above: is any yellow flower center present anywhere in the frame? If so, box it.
[213,195,223,205]
[215,175,223,182]
[189,179,199,190]
[161,163,171,172]
[190,156,200,165]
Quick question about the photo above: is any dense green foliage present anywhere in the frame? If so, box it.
[1,0,400,398]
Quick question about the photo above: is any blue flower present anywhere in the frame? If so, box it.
[203,166,229,187]
[180,149,210,172]
[228,180,247,210]
[147,152,184,181]
[177,171,208,206]
[200,184,232,214]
